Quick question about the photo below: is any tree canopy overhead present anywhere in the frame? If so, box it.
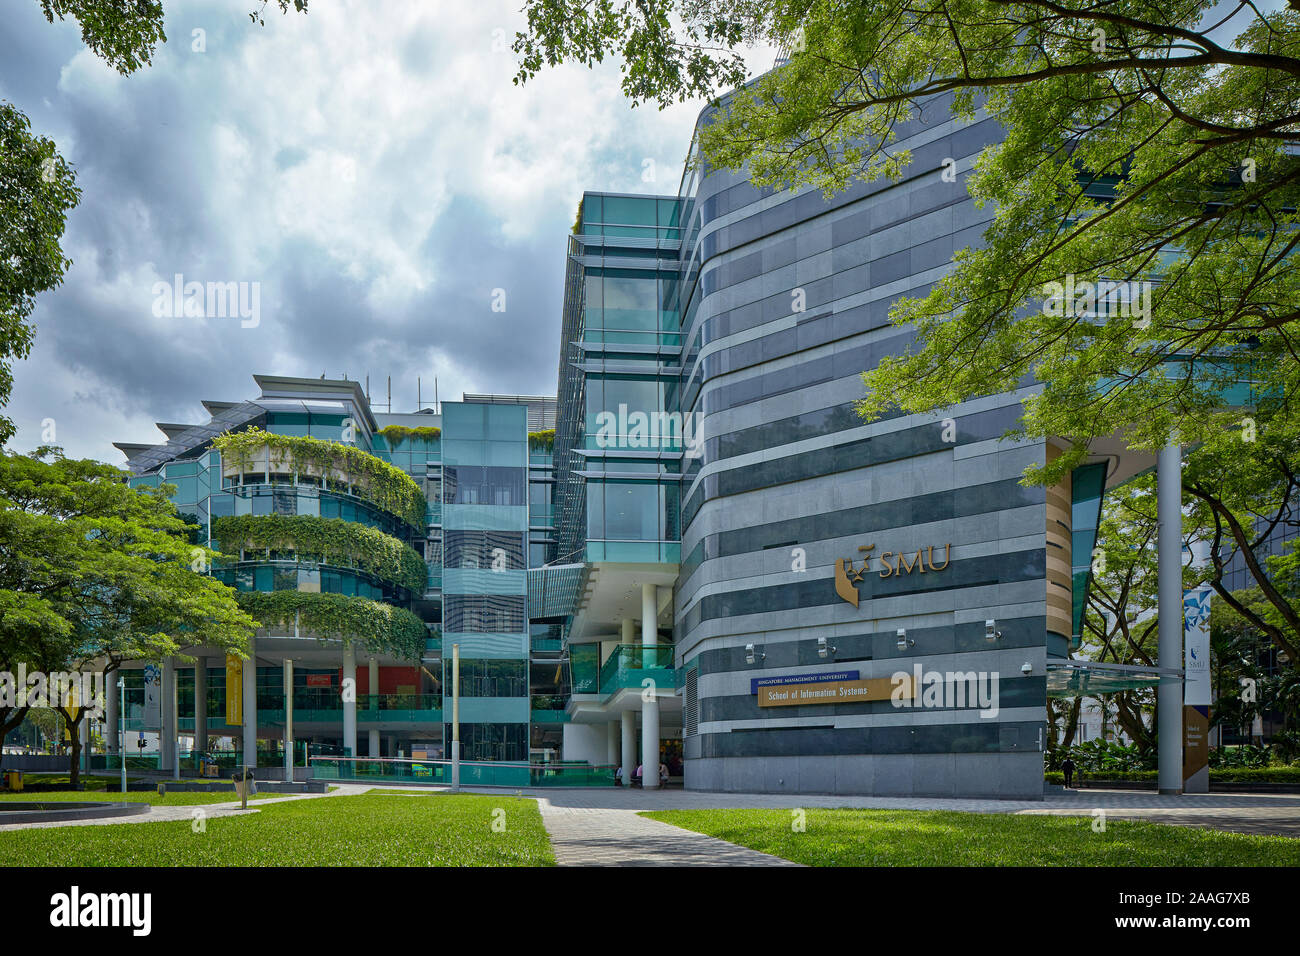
[515,1,1300,483]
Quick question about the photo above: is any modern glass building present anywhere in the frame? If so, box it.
[109,376,561,771]
[112,91,1178,797]
[541,88,1155,799]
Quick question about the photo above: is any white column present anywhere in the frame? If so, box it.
[283,658,294,782]
[194,659,208,762]
[105,674,119,755]
[367,656,379,757]
[641,582,660,788]
[342,643,357,758]
[620,710,636,787]
[620,617,635,644]
[1157,437,1183,795]
[242,636,257,768]
[161,657,177,775]
[606,720,619,766]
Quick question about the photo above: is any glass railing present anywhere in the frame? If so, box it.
[597,644,677,696]
[310,756,615,787]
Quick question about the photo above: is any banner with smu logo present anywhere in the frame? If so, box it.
[1183,587,1213,790]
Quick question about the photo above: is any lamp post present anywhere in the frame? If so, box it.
[451,643,460,793]
[118,675,126,794]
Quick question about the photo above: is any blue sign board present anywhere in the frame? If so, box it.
[750,670,860,695]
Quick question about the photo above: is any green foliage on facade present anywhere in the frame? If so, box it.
[212,427,426,531]
[528,429,555,452]
[234,590,428,661]
[376,424,441,447]
[211,514,426,593]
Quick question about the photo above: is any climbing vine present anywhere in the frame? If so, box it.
[234,590,428,661]
[211,514,426,593]
[212,428,426,531]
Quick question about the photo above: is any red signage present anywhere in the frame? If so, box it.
[305,674,333,687]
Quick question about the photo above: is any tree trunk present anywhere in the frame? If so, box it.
[0,706,30,778]
[57,707,82,787]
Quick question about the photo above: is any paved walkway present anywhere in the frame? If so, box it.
[537,803,799,866]
[0,788,345,832]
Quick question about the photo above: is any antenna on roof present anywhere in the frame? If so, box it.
[435,377,439,415]
[387,376,391,414]
[418,377,422,411]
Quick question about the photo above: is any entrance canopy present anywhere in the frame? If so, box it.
[1047,660,1183,698]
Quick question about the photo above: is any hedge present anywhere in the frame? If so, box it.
[377,425,441,447]
[235,590,428,661]
[211,514,426,593]
[213,428,425,531]
[1046,767,1300,784]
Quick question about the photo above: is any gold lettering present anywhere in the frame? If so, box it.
[878,551,895,578]
[898,549,926,574]
[927,543,952,571]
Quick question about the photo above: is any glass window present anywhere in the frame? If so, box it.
[444,530,525,569]
[601,481,659,541]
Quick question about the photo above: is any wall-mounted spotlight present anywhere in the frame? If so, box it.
[745,643,765,665]
[985,619,1003,642]
[896,628,914,651]
[817,637,836,659]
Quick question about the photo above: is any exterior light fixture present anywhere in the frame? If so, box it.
[745,643,765,665]
[817,637,836,659]
[896,628,914,651]
[985,619,1002,641]
[1021,661,1033,675]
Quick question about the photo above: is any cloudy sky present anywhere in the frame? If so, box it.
[2,0,757,463]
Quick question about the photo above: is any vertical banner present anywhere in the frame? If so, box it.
[225,654,243,726]
[1183,587,1213,793]
[141,663,162,731]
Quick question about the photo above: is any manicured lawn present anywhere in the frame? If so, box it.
[0,793,555,866]
[643,808,1300,866]
[0,789,274,806]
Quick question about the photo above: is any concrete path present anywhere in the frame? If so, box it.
[537,802,799,866]
[0,787,347,832]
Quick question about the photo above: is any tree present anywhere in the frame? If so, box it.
[1079,480,1166,754]
[0,104,80,445]
[0,447,257,783]
[0,1,309,443]
[1184,406,1300,663]
[513,2,1300,479]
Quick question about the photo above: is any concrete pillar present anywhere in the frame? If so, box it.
[368,730,381,757]
[367,656,380,758]
[641,582,660,789]
[606,719,619,766]
[1157,437,1183,795]
[620,617,635,644]
[242,636,257,768]
[283,658,294,782]
[105,673,119,755]
[194,658,208,761]
[161,657,177,775]
[620,710,636,787]
[342,642,357,758]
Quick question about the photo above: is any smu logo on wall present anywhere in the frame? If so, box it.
[834,542,952,608]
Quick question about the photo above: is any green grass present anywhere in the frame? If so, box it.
[643,808,1300,866]
[0,788,275,806]
[0,792,555,866]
